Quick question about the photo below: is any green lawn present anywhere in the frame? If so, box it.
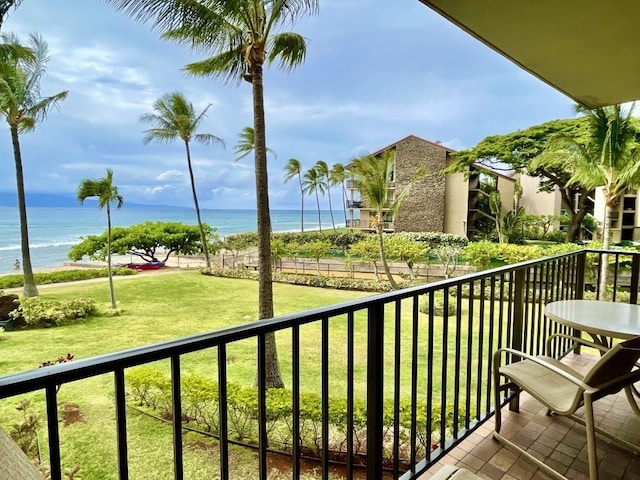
[0,272,501,479]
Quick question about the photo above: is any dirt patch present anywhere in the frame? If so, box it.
[60,403,85,426]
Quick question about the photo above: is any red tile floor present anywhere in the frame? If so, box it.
[419,352,640,480]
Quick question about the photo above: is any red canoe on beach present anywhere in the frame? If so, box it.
[124,261,165,271]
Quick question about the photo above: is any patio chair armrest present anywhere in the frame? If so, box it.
[493,347,590,390]
[546,332,610,355]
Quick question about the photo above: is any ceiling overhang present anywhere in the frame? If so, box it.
[418,0,640,109]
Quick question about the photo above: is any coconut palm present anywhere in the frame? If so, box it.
[283,158,304,232]
[77,169,124,309]
[302,166,327,232]
[0,0,22,30]
[0,33,68,297]
[540,104,640,299]
[315,160,335,230]
[140,91,223,269]
[350,150,427,289]
[234,126,276,162]
[106,0,318,389]
[330,162,348,227]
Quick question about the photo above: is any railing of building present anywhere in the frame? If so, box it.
[0,249,638,480]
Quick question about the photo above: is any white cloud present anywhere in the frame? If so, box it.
[156,169,184,181]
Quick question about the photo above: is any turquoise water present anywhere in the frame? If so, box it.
[0,206,344,273]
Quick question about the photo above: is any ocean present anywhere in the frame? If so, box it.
[0,206,343,274]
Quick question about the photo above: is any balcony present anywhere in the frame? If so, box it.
[1,249,639,479]
[346,219,395,231]
[347,200,363,209]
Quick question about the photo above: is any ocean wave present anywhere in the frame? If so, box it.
[0,240,78,251]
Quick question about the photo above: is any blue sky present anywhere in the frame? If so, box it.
[0,0,575,210]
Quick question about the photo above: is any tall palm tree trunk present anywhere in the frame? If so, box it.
[327,187,336,231]
[252,62,284,389]
[598,201,613,300]
[342,181,348,226]
[106,204,117,309]
[298,173,304,233]
[11,125,38,297]
[314,190,322,232]
[377,226,397,288]
[185,141,211,269]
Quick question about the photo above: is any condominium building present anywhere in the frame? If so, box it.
[346,134,561,237]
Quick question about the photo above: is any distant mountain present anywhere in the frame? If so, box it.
[0,191,186,210]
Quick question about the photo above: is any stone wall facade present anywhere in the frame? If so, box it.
[393,136,449,232]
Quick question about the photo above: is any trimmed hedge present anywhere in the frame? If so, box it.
[395,232,468,249]
[0,268,136,289]
[126,367,471,462]
[225,231,366,251]
[202,265,414,292]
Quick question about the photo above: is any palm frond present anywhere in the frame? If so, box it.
[184,47,245,84]
[267,32,307,71]
[283,158,301,182]
[194,133,225,147]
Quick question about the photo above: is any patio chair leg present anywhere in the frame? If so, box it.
[584,395,599,480]
[493,365,503,433]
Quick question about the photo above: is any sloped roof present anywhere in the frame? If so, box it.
[419,0,640,108]
[370,134,456,156]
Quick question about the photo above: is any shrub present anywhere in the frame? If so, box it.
[419,291,457,316]
[125,368,472,462]
[395,232,468,249]
[202,266,413,292]
[0,268,136,289]
[496,244,541,264]
[10,296,97,328]
[462,241,500,270]
[545,231,567,243]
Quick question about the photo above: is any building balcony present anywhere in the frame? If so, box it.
[1,249,639,479]
[347,200,363,208]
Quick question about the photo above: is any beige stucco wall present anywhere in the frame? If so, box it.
[496,176,516,215]
[444,159,469,236]
[518,174,562,216]
[393,137,448,232]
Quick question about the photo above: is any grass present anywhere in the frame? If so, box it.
[0,271,505,479]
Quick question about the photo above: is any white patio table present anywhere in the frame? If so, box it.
[545,299,640,416]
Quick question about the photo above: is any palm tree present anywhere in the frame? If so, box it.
[0,33,68,297]
[106,0,319,389]
[234,126,276,162]
[140,91,223,270]
[315,160,335,230]
[541,104,640,299]
[350,150,427,289]
[330,163,348,227]
[283,158,304,232]
[77,169,124,310]
[302,166,327,232]
[0,0,22,30]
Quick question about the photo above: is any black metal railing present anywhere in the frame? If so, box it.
[0,249,638,480]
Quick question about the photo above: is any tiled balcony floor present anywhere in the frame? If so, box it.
[420,352,640,480]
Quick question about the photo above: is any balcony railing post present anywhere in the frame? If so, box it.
[575,251,586,300]
[509,268,526,412]
[631,254,640,305]
[367,301,384,480]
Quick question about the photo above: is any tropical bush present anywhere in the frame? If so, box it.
[395,232,468,249]
[202,266,413,292]
[126,368,471,461]
[419,291,457,316]
[10,296,97,328]
[0,268,136,289]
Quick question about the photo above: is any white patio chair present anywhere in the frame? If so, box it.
[493,335,640,480]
